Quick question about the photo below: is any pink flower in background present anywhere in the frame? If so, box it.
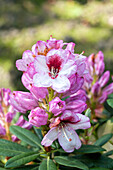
[0,88,16,137]
[84,51,113,104]
[83,51,113,118]
[41,111,90,152]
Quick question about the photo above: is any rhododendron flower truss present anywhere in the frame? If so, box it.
[83,51,113,118]
[41,112,91,152]
[0,88,16,138]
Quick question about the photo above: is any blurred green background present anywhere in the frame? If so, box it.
[0,0,113,90]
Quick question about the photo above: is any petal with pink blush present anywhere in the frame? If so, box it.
[41,127,58,147]
[16,60,27,71]
[68,114,91,130]
[98,71,110,88]
[58,125,81,152]
[52,76,70,93]
[60,60,77,77]
[34,56,48,73]
[33,73,52,87]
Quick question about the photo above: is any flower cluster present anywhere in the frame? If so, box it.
[0,88,32,141]
[83,51,113,118]
[0,88,16,138]
[11,36,91,152]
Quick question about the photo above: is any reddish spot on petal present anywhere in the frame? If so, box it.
[47,54,63,79]
[69,138,72,142]
[32,54,36,58]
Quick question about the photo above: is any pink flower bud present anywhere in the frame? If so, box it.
[0,124,6,136]
[28,107,48,127]
[98,71,110,87]
[95,51,105,75]
[49,97,66,116]
[91,82,101,97]
[5,112,16,123]
[66,100,87,114]
[10,91,37,113]
[16,115,32,129]
[2,88,11,106]
[103,83,113,95]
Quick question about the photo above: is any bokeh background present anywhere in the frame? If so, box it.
[0,0,113,91]
[0,0,113,156]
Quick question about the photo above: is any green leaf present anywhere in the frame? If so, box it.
[5,151,40,168]
[33,126,43,141]
[54,156,88,170]
[39,159,57,170]
[103,150,113,156]
[10,125,44,150]
[107,99,113,108]
[0,143,32,157]
[94,133,113,146]
[73,145,106,154]
[74,154,113,169]
[90,168,110,170]
[13,165,39,170]
[0,139,32,157]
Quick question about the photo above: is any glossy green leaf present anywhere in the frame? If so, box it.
[13,165,39,170]
[33,126,43,141]
[107,99,113,108]
[0,143,32,157]
[39,159,57,170]
[74,154,113,169]
[94,133,113,146]
[10,125,43,150]
[103,150,113,156]
[54,156,88,170]
[73,145,106,154]
[5,151,39,168]
[90,167,110,170]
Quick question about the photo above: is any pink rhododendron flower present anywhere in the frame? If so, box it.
[33,49,77,93]
[41,111,90,152]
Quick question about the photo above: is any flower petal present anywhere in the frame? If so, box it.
[68,114,91,130]
[33,73,52,87]
[41,127,58,147]
[60,60,77,77]
[34,55,48,73]
[52,76,70,93]
[58,125,81,152]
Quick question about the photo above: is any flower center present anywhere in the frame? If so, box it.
[47,54,62,79]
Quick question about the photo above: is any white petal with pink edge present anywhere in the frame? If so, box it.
[34,55,48,73]
[58,125,81,152]
[59,60,77,77]
[52,76,70,93]
[33,72,52,87]
[68,113,91,130]
[41,127,58,147]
